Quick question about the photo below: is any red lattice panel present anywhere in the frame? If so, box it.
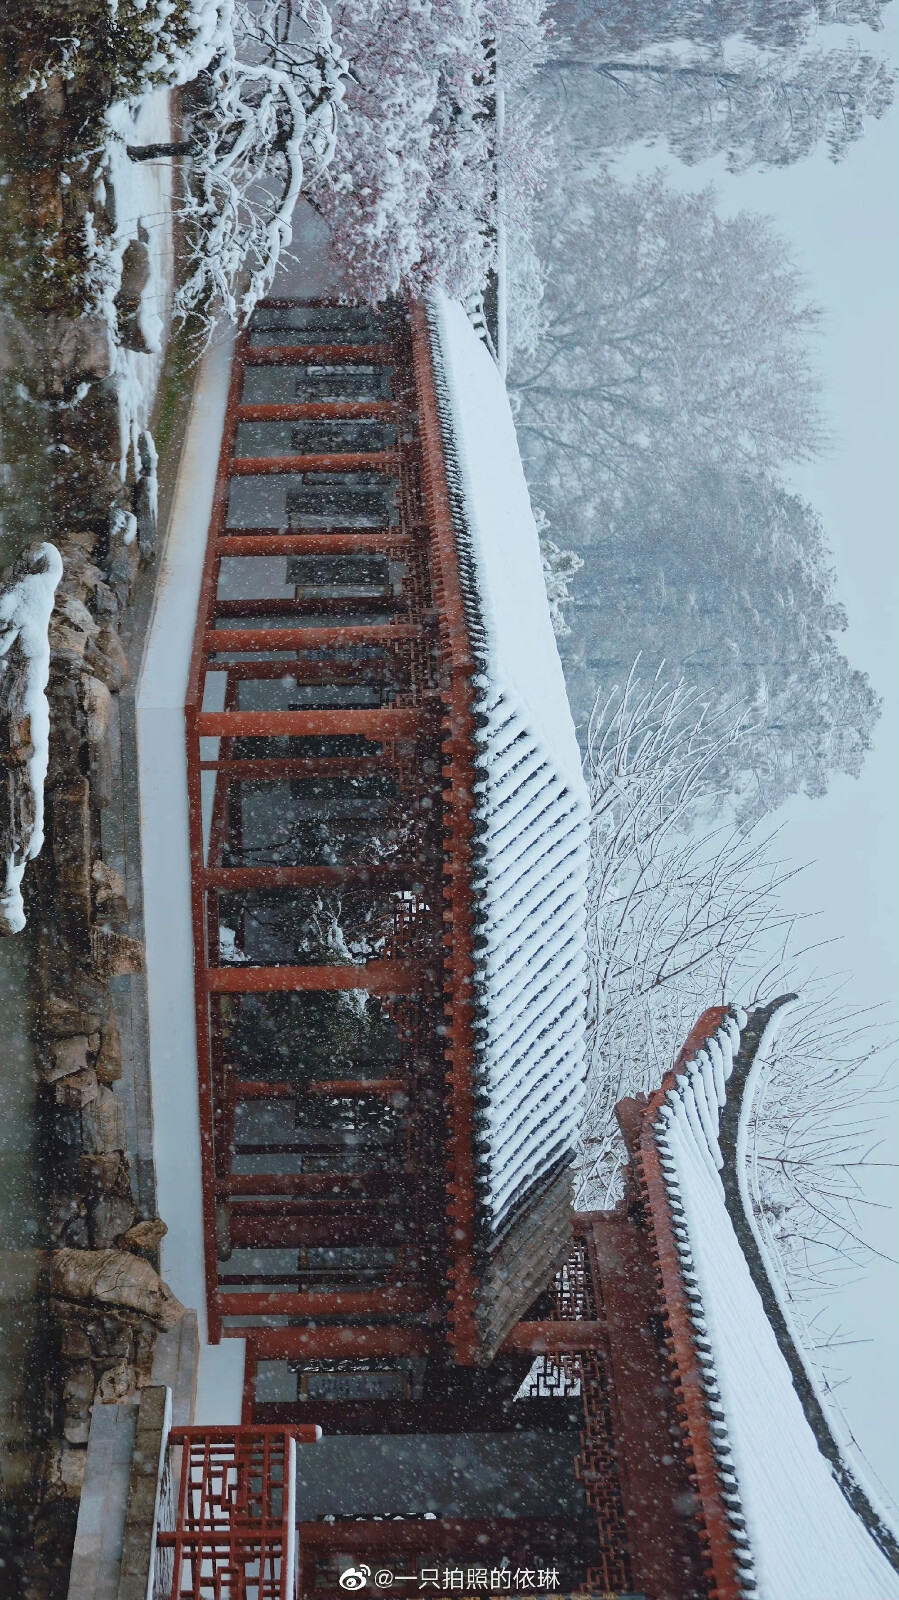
[157,1427,312,1600]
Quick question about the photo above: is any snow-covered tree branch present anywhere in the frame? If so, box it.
[579,663,895,1329]
[745,992,897,1303]
[579,666,797,1203]
[167,0,347,327]
[310,0,550,301]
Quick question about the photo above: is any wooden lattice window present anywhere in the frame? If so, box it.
[155,1426,313,1600]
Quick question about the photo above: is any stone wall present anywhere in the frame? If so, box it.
[0,34,191,1599]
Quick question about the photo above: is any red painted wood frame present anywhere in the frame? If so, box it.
[157,1426,319,1600]
[297,1517,584,1599]
[184,298,483,1364]
[407,300,481,1365]
[614,1011,748,1600]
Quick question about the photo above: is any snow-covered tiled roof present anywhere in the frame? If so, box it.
[652,1004,899,1600]
[427,295,590,1353]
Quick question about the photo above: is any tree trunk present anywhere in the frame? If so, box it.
[125,141,192,161]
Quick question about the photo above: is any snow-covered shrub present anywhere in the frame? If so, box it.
[5,0,224,106]
[0,543,63,935]
[313,0,549,301]
[539,529,583,635]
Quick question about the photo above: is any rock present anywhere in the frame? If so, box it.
[81,1085,126,1155]
[118,1217,167,1253]
[94,1011,123,1084]
[40,1034,90,1083]
[46,678,84,789]
[41,315,113,400]
[47,779,92,933]
[52,1105,84,1183]
[54,546,105,606]
[60,1322,92,1361]
[45,1442,88,1499]
[52,1248,186,1331]
[48,592,98,676]
[54,592,99,639]
[117,237,151,308]
[61,1363,94,1444]
[59,377,122,466]
[43,976,109,1037]
[56,1067,99,1108]
[95,1359,137,1404]
[88,1192,137,1248]
[108,530,141,610]
[81,675,112,745]
[48,619,89,672]
[85,624,129,692]
[92,861,129,927]
[80,1151,129,1192]
[115,236,153,353]
[134,1324,156,1386]
[90,928,144,978]
[82,1317,134,1363]
[50,1197,90,1252]
[134,431,157,559]
[91,858,126,904]
[92,576,118,617]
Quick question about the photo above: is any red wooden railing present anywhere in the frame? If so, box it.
[156,1426,319,1600]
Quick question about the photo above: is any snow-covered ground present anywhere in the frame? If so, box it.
[135,328,245,1423]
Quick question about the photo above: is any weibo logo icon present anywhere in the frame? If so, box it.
[339,1567,372,1590]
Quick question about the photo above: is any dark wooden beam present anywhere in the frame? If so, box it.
[501,1320,609,1355]
[243,344,392,366]
[231,451,396,477]
[252,1397,585,1434]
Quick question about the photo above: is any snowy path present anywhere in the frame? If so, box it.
[135,328,245,1423]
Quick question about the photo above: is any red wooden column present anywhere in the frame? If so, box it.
[407,299,481,1367]
[616,1095,746,1600]
[196,708,424,738]
[203,960,424,995]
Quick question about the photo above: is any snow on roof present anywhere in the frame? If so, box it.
[426,295,589,1302]
[654,1008,899,1600]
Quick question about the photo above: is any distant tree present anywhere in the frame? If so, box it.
[510,171,825,520]
[578,668,796,1203]
[548,0,892,62]
[745,990,897,1306]
[579,672,894,1297]
[310,0,549,301]
[558,468,882,822]
[540,41,895,172]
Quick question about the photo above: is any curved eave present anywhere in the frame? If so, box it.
[621,1002,899,1600]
